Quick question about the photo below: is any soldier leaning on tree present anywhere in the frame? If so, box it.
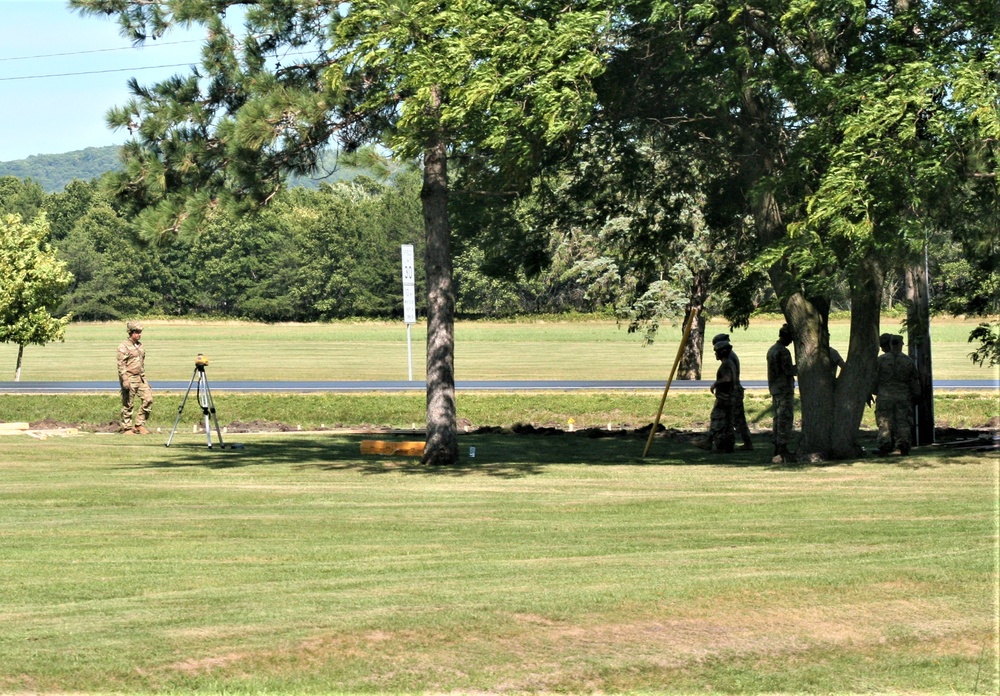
[117,320,153,435]
[871,333,920,456]
[712,333,754,451]
[766,323,797,464]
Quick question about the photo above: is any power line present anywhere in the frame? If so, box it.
[0,40,203,63]
[0,63,197,82]
[0,47,319,82]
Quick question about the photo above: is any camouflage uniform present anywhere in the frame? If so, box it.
[118,321,153,433]
[766,325,797,460]
[713,333,753,450]
[873,334,920,455]
[707,341,737,453]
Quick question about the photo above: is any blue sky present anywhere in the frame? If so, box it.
[0,0,204,161]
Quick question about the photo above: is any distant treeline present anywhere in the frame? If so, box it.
[0,151,985,327]
[0,172,609,322]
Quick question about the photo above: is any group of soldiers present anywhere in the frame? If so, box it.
[113,319,921,454]
[694,324,921,462]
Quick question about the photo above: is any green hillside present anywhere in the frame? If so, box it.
[0,145,366,192]
[0,146,121,192]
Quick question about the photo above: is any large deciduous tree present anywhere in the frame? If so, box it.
[0,214,73,380]
[535,0,998,459]
[70,0,607,465]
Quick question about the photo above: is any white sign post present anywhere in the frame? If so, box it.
[401,244,416,381]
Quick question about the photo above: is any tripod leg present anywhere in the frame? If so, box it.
[166,370,199,447]
[198,371,213,448]
[201,376,226,448]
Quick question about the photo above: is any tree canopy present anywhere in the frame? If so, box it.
[472,0,1000,457]
[70,0,610,465]
[66,0,998,461]
[0,214,73,380]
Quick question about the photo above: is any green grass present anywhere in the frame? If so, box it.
[1,391,996,435]
[0,318,996,693]
[0,433,996,694]
[0,316,997,382]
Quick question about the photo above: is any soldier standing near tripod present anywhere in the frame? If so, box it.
[117,320,153,435]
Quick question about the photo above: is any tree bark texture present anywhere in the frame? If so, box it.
[678,269,709,380]
[752,187,837,459]
[831,256,884,458]
[420,116,459,466]
[14,343,23,382]
[905,258,935,445]
[783,293,835,458]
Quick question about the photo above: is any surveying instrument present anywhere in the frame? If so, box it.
[166,353,225,448]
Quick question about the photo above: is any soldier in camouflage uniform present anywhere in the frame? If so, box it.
[694,340,737,453]
[872,333,920,455]
[712,333,753,450]
[766,323,797,463]
[117,320,153,434]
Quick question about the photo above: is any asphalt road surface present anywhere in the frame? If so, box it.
[0,379,996,393]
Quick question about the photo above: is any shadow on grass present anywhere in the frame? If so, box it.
[130,430,949,477]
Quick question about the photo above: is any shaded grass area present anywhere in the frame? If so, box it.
[0,432,996,694]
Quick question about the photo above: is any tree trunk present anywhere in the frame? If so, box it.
[421,95,459,466]
[831,256,883,458]
[751,186,837,459]
[14,344,23,382]
[905,257,935,445]
[677,268,709,380]
[783,293,835,458]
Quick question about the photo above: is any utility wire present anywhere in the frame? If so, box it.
[1,48,319,82]
[0,40,202,62]
[0,63,197,82]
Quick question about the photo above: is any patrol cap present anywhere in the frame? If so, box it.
[127,320,143,334]
[891,334,904,345]
[714,339,733,352]
[879,332,893,348]
[711,333,730,345]
[778,323,794,338]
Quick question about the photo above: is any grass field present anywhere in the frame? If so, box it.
[0,432,996,694]
[0,390,996,438]
[0,316,997,382]
[1,318,996,694]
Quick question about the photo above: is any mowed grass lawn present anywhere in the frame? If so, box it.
[0,431,997,694]
[0,318,996,693]
[0,316,996,382]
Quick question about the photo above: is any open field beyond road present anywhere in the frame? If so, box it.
[0,433,996,694]
[0,317,997,383]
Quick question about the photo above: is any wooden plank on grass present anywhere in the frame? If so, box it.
[360,440,425,457]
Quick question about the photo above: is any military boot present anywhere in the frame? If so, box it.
[771,444,793,464]
[691,437,711,451]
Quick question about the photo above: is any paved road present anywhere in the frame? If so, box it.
[0,379,996,393]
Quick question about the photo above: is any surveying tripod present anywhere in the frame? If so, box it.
[166,354,225,448]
